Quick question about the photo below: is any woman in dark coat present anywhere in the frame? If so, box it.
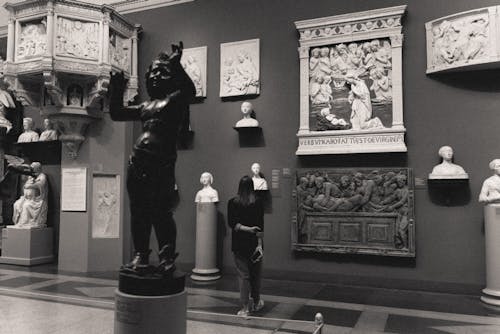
[227,175,264,316]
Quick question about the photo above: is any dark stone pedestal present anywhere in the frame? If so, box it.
[118,269,185,296]
[114,269,187,334]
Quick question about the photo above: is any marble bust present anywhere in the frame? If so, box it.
[479,159,500,204]
[235,101,259,128]
[429,146,468,179]
[12,162,48,228]
[17,117,39,143]
[195,172,219,203]
[39,119,58,141]
[251,162,268,190]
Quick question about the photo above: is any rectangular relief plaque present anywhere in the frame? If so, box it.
[294,6,407,154]
[92,174,120,239]
[292,167,415,257]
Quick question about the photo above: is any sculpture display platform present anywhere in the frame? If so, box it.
[114,289,186,334]
[292,168,415,257]
[426,6,500,74]
[192,172,220,281]
[0,226,54,266]
[294,5,407,154]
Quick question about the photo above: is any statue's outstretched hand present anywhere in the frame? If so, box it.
[170,42,184,63]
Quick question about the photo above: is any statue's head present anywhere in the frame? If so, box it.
[241,101,253,116]
[43,118,53,130]
[438,146,453,161]
[30,162,42,175]
[489,159,500,175]
[23,117,34,131]
[200,172,213,186]
[251,163,261,176]
[396,173,407,187]
[145,52,177,98]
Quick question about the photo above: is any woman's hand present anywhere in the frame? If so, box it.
[247,226,261,234]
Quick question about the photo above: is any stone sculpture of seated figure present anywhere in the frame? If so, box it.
[17,117,39,143]
[235,101,259,128]
[479,159,500,204]
[11,162,48,229]
[429,146,468,179]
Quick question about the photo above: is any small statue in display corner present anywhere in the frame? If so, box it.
[428,146,468,179]
[251,162,268,191]
[479,159,500,204]
[39,119,58,141]
[195,172,219,203]
[17,117,39,143]
[235,101,259,128]
[10,162,48,229]
[109,42,195,288]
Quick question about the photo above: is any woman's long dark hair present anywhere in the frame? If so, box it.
[235,175,256,207]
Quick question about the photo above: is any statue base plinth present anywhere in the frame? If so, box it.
[118,269,185,296]
[482,204,500,306]
[191,268,221,281]
[114,289,187,334]
[0,227,54,266]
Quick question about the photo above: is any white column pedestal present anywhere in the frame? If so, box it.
[0,227,54,266]
[191,202,221,281]
[482,204,500,306]
[114,289,187,334]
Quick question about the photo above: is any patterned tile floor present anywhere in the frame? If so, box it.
[0,264,499,333]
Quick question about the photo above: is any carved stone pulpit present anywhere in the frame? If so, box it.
[3,0,140,158]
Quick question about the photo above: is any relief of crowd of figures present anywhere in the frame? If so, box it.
[430,12,489,68]
[295,168,412,250]
[309,38,393,132]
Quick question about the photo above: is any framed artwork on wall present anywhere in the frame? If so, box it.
[294,6,407,155]
[220,38,260,97]
[292,167,415,257]
[181,46,207,97]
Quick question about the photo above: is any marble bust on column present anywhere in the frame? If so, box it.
[195,172,219,203]
[39,119,58,141]
[235,101,259,128]
[479,159,500,204]
[192,172,221,281]
[251,162,268,190]
[429,146,468,179]
[17,118,39,143]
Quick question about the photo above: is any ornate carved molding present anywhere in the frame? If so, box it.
[296,5,406,42]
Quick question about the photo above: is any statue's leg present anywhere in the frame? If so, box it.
[123,161,154,272]
[154,163,178,274]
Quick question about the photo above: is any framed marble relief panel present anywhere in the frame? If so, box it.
[220,38,260,97]
[292,167,415,257]
[92,174,121,239]
[181,46,207,97]
[426,6,500,74]
[294,6,407,155]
